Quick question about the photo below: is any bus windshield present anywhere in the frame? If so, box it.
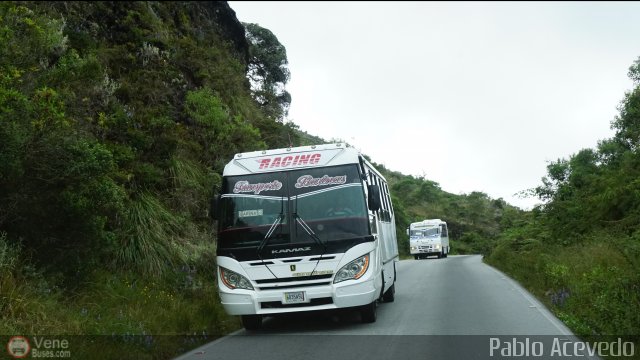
[410,227,439,238]
[218,164,369,249]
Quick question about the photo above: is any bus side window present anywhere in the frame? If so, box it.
[368,170,380,215]
[441,224,448,237]
[372,173,389,222]
[369,213,378,235]
[382,182,393,216]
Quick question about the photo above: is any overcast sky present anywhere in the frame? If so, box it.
[228,1,640,210]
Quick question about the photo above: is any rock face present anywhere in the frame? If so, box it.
[172,1,250,65]
[35,1,250,66]
[205,1,249,64]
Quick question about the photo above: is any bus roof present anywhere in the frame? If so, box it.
[409,219,446,228]
[223,143,385,178]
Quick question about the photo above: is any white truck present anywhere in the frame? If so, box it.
[211,143,399,329]
[407,219,450,259]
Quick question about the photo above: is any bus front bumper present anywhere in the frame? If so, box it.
[219,277,379,315]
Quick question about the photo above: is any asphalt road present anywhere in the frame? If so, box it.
[175,255,598,360]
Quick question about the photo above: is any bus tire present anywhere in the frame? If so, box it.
[241,315,263,330]
[361,301,377,323]
[414,255,419,260]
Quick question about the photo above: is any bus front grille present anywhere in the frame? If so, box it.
[258,282,332,291]
[260,297,333,309]
[255,274,333,284]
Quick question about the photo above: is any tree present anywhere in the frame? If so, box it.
[611,56,640,151]
[244,22,291,121]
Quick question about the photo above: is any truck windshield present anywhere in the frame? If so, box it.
[218,165,369,249]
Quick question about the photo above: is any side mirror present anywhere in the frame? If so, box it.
[367,184,381,212]
[406,229,409,236]
[210,195,220,220]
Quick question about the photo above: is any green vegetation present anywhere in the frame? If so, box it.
[1,1,638,358]
[486,58,640,337]
[245,22,292,121]
[0,1,295,357]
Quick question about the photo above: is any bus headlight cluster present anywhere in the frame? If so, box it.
[219,267,254,290]
[334,254,370,283]
[435,244,441,250]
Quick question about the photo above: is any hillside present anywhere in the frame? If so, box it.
[0,1,304,357]
[485,57,640,337]
[364,161,525,256]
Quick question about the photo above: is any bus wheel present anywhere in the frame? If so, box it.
[360,301,377,323]
[382,283,395,303]
[414,255,419,260]
[241,315,263,330]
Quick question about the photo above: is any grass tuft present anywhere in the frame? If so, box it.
[118,193,185,276]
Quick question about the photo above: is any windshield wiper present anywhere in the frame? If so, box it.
[257,215,283,254]
[256,196,285,279]
[293,195,327,276]
[294,214,325,248]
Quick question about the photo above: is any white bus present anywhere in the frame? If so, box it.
[212,143,399,329]
[407,219,449,260]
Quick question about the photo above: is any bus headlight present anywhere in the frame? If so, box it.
[333,254,370,283]
[219,267,254,290]
[435,244,441,250]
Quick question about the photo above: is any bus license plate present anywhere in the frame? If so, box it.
[283,291,307,304]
